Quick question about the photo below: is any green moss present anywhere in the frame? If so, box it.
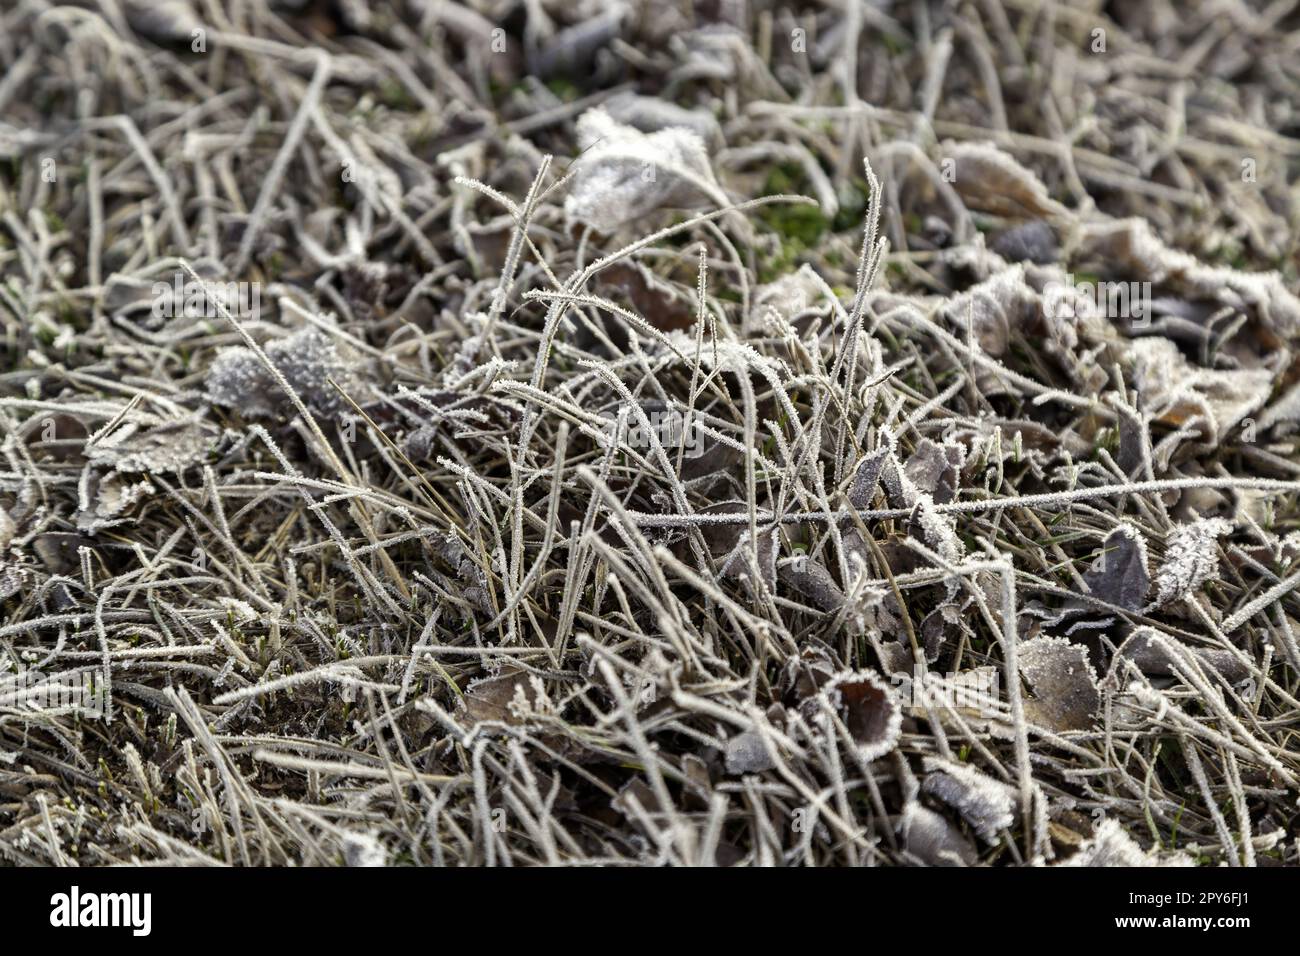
[755,164,831,281]
[881,33,912,55]
[265,251,285,280]
[546,77,579,101]
[760,202,828,246]
[378,79,416,110]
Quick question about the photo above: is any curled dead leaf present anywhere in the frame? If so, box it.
[921,756,1016,844]
[814,669,902,761]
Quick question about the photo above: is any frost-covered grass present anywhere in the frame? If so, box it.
[2,1,1300,867]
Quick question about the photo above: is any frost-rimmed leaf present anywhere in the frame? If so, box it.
[778,641,839,706]
[125,0,204,45]
[990,220,1058,265]
[904,437,966,504]
[899,801,976,866]
[921,756,1016,844]
[1060,818,1192,867]
[87,418,216,474]
[717,527,779,588]
[459,667,530,726]
[1111,626,1251,687]
[943,141,1067,219]
[777,555,845,612]
[746,268,830,336]
[1128,337,1272,444]
[813,669,902,761]
[76,471,154,533]
[847,445,892,508]
[1083,523,1150,611]
[940,266,1039,358]
[912,494,964,564]
[1018,635,1100,731]
[1154,517,1232,605]
[723,730,776,775]
[699,501,779,588]
[602,91,724,147]
[1076,217,1300,339]
[564,108,722,234]
[207,328,371,420]
[920,604,963,663]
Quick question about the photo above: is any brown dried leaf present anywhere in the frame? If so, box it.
[1018,635,1100,731]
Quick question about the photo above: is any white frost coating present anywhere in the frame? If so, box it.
[207,327,368,419]
[564,108,722,234]
[1154,517,1232,605]
[1077,217,1300,339]
[921,756,1016,843]
[1061,818,1192,867]
[87,418,216,475]
[747,267,829,335]
[913,494,964,564]
[341,831,387,867]
[815,669,902,762]
[1128,337,1272,443]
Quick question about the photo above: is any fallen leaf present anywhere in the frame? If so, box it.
[899,801,976,866]
[723,731,776,775]
[921,756,1016,844]
[1083,523,1150,611]
[814,669,902,761]
[1060,818,1192,867]
[1018,635,1100,731]
[1153,517,1232,605]
[565,108,721,234]
[944,142,1067,219]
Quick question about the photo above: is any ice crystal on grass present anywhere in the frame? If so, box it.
[1154,518,1233,605]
